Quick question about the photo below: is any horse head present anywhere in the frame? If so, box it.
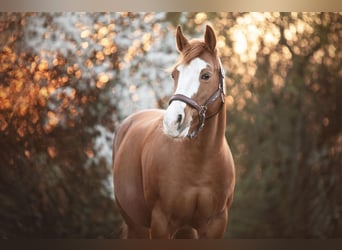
[163,25,225,138]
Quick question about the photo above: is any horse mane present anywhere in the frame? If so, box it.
[175,40,219,70]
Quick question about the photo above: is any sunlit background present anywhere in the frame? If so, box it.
[0,12,341,238]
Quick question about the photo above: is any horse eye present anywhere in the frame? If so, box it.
[201,73,211,81]
[171,73,175,80]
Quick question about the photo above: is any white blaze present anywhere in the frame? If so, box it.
[163,58,208,138]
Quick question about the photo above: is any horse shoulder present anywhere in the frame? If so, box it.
[220,140,235,208]
[205,140,235,209]
[113,109,164,228]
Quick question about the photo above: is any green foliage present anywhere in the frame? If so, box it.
[214,12,342,238]
[0,13,122,238]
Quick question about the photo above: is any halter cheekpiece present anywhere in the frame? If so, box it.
[168,67,225,139]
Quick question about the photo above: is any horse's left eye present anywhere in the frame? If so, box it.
[201,73,211,81]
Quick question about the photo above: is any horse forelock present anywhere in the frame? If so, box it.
[176,40,219,70]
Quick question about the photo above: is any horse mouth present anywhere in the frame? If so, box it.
[162,119,189,138]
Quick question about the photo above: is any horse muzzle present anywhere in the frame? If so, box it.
[163,101,191,138]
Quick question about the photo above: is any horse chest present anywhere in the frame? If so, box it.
[147,160,229,222]
[165,184,227,226]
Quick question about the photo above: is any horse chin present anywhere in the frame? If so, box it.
[162,123,190,139]
[177,126,190,138]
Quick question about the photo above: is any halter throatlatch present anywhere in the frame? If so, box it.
[168,67,225,139]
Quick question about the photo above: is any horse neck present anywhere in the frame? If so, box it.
[192,104,227,151]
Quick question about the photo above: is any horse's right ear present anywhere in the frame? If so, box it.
[176,26,189,52]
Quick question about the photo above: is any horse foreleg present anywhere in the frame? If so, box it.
[196,208,228,239]
[150,205,174,239]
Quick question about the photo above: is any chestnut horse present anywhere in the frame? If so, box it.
[113,25,235,239]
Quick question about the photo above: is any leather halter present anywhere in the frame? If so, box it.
[168,67,225,139]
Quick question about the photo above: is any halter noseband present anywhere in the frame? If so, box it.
[168,67,225,139]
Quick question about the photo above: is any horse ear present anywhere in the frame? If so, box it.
[204,25,216,52]
[176,26,189,52]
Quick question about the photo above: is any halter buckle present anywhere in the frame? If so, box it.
[199,105,207,117]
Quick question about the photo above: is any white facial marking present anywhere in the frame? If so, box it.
[163,58,208,138]
[175,58,207,97]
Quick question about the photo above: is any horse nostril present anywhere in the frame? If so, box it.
[177,114,183,124]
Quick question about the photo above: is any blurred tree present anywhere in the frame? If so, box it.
[0,12,120,238]
[0,12,172,238]
[207,12,342,238]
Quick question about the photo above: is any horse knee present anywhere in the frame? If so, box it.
[197,209,228,238]
[150,206,172,239]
